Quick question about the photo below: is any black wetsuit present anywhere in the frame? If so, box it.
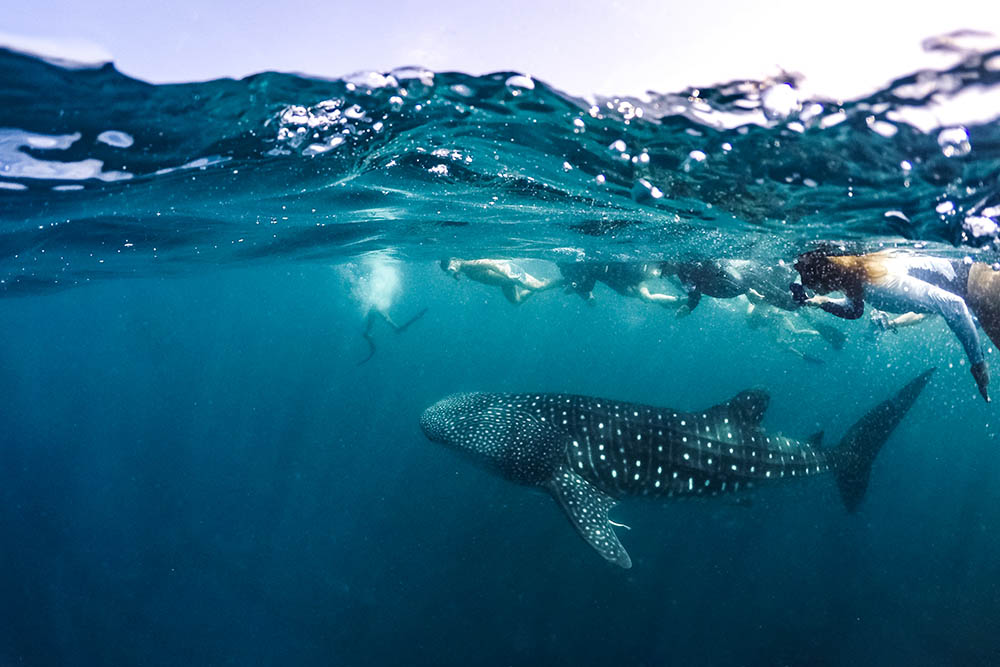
[559,262,660,298]
[674,261,744,311]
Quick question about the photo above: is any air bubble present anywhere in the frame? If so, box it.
[761,83,800,120]
[631,178,663,202]
[96,131,134,148]
[938,126,971,157]
[505,75,535,94]
[963,216,999,240]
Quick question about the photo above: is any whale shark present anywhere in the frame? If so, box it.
[420,369,934,568]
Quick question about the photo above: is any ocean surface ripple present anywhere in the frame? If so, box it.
[1,44,1000,294]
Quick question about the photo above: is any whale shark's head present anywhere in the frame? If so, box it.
[420,392,561,484]
[420,393,489,445]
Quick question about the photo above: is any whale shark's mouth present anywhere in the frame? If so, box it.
[420,392,482,444]
[419,402,449,443]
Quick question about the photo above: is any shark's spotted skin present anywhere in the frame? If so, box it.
[423,392,829,499]
[531,391,830,498]
[421,370,934,568]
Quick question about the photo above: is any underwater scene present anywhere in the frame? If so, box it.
[2,40,1000,665]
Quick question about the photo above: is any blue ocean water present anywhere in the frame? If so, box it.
[1,43,1000,666]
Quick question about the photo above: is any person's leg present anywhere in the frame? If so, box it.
[786,345,825,364]
[780,313,821,337]
[517,272,552,291]
[375,307,427,333]
[395,308,428,332]
[967,263,1000,351]
[501,284,521,304]
[905,280,983,367]
[514,286,534,303]
[899,276,988,400]
[357,311,378,365]
[375,309,401,331]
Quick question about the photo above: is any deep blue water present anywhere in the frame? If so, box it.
[2,43,1000,666]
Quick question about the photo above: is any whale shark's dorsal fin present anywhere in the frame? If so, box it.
[709,389,770,426]
[545,466,632,569]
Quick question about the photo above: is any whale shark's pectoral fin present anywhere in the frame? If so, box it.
[545,466,632,569]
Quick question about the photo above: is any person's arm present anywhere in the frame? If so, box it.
[888,312,929,329]
[685,289,702,312]
[807,289,865,319]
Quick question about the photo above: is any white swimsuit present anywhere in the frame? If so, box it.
[820,254,983,366]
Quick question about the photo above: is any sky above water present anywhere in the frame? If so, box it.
[2,0,1000,98]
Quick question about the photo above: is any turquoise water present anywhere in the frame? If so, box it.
[1,46,1000,665]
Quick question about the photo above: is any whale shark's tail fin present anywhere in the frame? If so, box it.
[832,368,935,512]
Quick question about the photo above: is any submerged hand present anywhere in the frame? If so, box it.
[790,282,808,305]
[870,309,895,334]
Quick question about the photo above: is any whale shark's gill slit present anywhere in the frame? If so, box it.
[584,411,600,482]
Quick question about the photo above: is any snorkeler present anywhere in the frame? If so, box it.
[358,307,428,365]
[664,259,805,315]
[739,295,842,363]
[440,258,559,304]
[559,262,682,308]
[791,248,995,401]
[663,260,745,315]
[661,258,847,351]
